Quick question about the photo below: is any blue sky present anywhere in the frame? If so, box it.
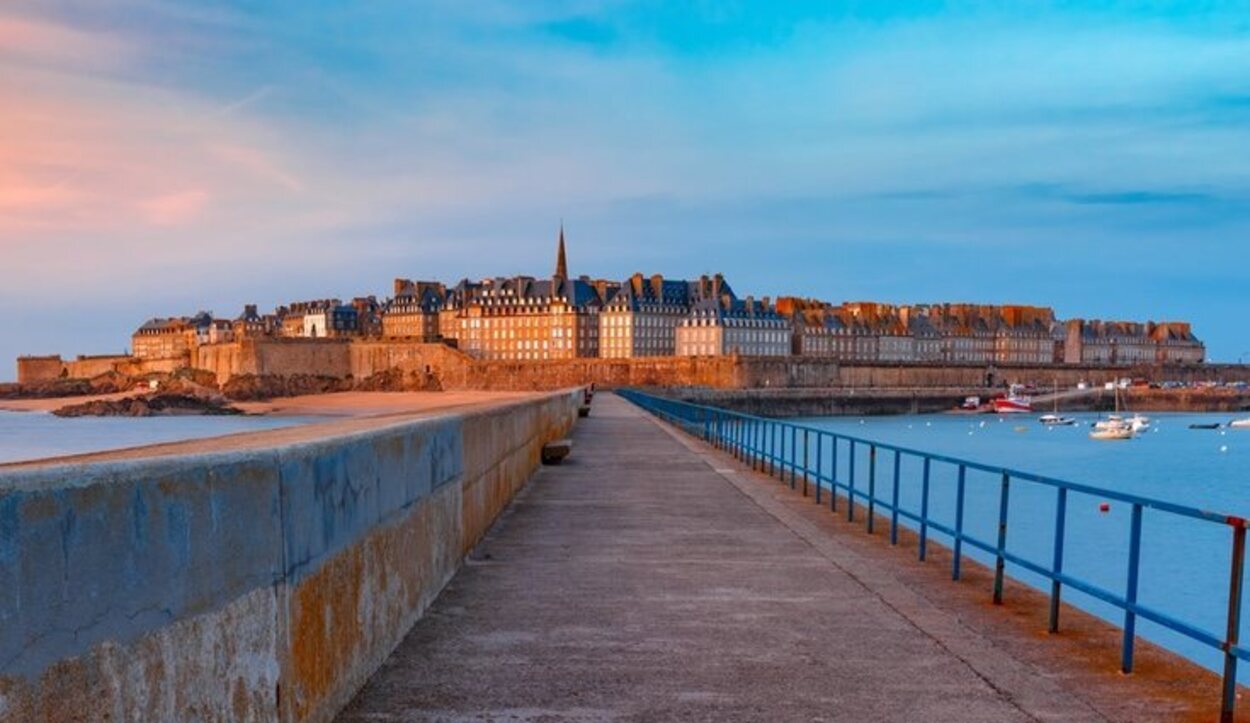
[2,1,1249,377]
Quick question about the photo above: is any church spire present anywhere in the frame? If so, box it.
[554,222,568,280]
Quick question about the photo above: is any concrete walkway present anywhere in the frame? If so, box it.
[337,393,1106,722]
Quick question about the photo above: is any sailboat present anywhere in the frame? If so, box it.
[1121,388,1151,433]
[1090,386,1135,440]
[1039,380,1076,426]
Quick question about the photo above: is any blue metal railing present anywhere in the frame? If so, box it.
[619,389,1248,720]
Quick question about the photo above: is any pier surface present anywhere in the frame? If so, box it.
[337,393,1209,722]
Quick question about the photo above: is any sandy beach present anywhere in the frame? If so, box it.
[0,390,549,471]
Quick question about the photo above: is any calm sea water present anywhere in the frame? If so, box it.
[794,411,1250,678]
[0,410,317,465]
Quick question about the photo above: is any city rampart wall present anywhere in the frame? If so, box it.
[14,356,63,384]
[0,389,582,723]
[48,338,1250,391]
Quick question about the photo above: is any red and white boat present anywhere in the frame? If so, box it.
[993,394,1033,414]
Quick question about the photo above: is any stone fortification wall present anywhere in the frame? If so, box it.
[166,339,1250,391]
[14,356,63,384]
[0,389,582,723]
[16,355,185,384]
[197,340,353,383]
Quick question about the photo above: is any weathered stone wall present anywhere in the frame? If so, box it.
[64,355,140,379]
[0,389,582,723]
[187,339,1250,391]
[16,355,185,383]
[14,356,63,384]
[197,340,353,384]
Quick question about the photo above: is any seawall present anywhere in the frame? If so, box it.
[0,389,582,723]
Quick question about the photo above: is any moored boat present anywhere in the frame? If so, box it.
[1090,425,1135,441]
[1230,418,1250,429]
[1039,414,1076,426]
[993,395,1033,414]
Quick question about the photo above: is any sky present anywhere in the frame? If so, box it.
[2,1,1249,378]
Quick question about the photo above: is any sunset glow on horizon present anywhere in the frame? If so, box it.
[3,1,1249,374]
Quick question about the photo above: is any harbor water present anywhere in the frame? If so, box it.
[795,410,1250,679]
[0,410,317,465]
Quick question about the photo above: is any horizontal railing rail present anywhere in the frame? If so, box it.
[618,389,1248,722]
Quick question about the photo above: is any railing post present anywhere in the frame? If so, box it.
[1221,523,1246,723]
[1049,487,1068,633]
[919,457,931,561]
[830,436,839,512]
[867,445,877,534]
[753,419,762,471]
[770,422,777,477]
[953,465,967,581]
[993,472,1011,605]
[815,433,823,504]
[802,429,810,497]
[1122,503,1144,673]
[890,450,901,546]
[790,426,798,490]
[847,441,856,522]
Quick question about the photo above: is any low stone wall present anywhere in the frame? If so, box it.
[0,389,582,723]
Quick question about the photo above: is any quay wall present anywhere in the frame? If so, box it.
[26,338,1250,391]
[0,389,582,723]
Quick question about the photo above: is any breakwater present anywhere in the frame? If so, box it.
[0,389,581,722]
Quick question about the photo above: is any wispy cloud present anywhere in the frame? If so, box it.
[1,1,1249,370]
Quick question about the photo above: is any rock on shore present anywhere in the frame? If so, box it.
[52,393,243,418]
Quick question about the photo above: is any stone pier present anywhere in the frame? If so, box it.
[337,393,1231,721]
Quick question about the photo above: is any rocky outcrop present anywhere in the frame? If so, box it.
[0,372,137,400]
[220,373,353,401]
[52,393,243,418]
[353,368,442,392]
[219,368,441,401]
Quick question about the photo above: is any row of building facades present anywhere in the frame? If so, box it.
[131,231,1205,366]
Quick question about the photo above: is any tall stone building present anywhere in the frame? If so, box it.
[382,280,446,340]
[599,273,711,359]
[676,291,789,357]
[444,227,605,361]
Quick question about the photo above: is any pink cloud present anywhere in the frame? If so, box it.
[0,14,133,71]
[138,190,210,226]
[209,142,304,192]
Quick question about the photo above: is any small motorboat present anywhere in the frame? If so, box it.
[1189,422,1224,430]
[1230,418,1250,429]
[1039,414,1077,426]
[1126,413,1151,434]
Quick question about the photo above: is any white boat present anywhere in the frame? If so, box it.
[1093,414,1125,431]
[1230,418,1250,429]
[1039,414,1077,426]
[993,395,1033,414]
[1126,413,1151,433]
[1090,424,1134,441]
[1090,386,1135,440]
[1039,381,1075,426]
